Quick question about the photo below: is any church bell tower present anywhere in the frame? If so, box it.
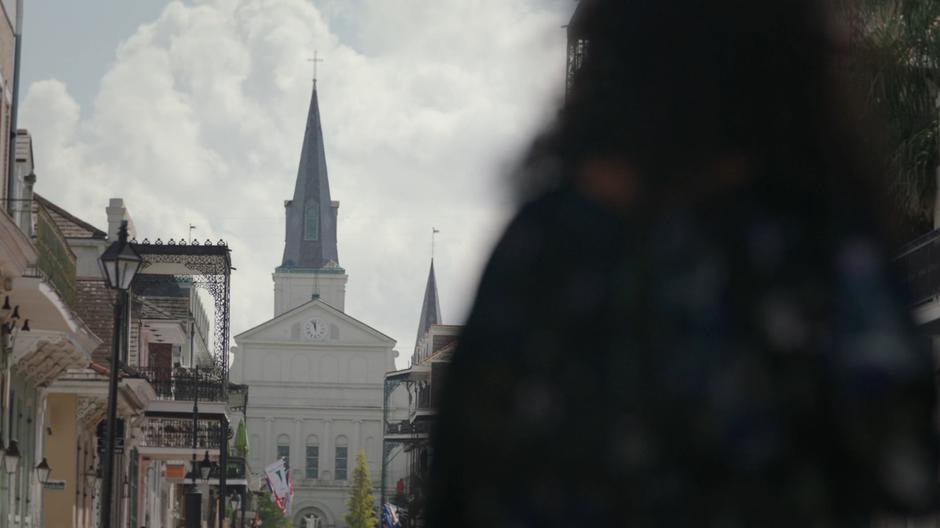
[273,83,348,315]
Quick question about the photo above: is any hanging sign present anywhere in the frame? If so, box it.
[42,480,66,491]
[165,464,187,480]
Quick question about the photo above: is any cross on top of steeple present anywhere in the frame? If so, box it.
[307,51,324,86]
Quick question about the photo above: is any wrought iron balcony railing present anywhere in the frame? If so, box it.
[385,420,432,436]
[896,229,940,307]
[32,205,77,309]
[207,456,247,480]
[140,417,222,450]
[137,366,226,403]
[415,386,431,411]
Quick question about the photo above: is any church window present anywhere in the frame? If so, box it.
[277,434,291,466]
[335,436,348,480]
[306,436,319,480]
[304,204,319,241]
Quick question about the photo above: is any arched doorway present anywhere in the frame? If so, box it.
[295,507,329,528]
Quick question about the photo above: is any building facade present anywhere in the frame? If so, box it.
[383,261,459,528]
[33,187,242,528]
[232,84,398,528]
[0,131,115,528]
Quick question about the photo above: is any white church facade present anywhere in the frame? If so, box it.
[231,83,399,527]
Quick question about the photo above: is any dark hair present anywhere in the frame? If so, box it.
[517,0,886,232]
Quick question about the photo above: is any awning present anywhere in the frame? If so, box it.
[0,210,36,279]
[14,330,95,386]
[11,276,100,351]
[384,365,430,382]
[9,276,101,386]
[47,369,157,427]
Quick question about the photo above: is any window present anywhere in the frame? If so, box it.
[306,446,320,480]
[335,446,347,480]
[277,434,291,466]
[304,204,319,241]
[335,436,348,480]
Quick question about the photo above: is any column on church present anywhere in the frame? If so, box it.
[265,418,275,463]
[324,419,333,478]
[354,420,362,459]
[294,418,304,476]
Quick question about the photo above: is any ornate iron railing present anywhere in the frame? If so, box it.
[137,366,226,403]
[208,456,247,480]
[385,420,432,436]
[415,385,431,411]
[32,205,77,309]
[140,417,222,449]
[895,229,940,306]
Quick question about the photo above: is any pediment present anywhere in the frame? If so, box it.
[234,299,395,348]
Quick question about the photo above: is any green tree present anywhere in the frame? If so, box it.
[345,450,379,528]
[835,0,940,236]
[257,492,293,528]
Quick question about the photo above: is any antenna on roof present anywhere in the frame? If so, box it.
[189,224,196,241]
[431,228,440,260]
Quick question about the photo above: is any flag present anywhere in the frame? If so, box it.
[382,504,401,528]
[264,459,294,515]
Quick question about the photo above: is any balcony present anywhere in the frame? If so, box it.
[32,204,76,309]
[896,229,940,307]
[139,417,223,450]
[415,385,431,410]
[137,366,226,403]
[385,420,432,437]
[207,456,247,481]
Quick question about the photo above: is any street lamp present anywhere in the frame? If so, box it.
[3,440,19,474]
[35,457,51,484]
[100,224,144,290]
[98,220,143,528]
[200,451,213,481]
[3,440,17,528]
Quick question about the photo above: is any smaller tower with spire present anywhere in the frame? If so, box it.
[416,260,442,346]
[413,259,443,364]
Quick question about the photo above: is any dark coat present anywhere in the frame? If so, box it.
[426,186,937,527]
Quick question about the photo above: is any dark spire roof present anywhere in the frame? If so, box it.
[415,260,443,345]
[281,86,339,270]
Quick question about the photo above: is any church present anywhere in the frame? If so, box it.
[231,82,399,528]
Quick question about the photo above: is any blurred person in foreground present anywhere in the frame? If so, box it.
[426,0,938,526]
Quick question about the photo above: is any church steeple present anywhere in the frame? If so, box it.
[415,260,443,345]
[281,85,339,270]
[273,84,347,317]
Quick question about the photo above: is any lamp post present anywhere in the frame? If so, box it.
[185,367,204,528]
[4,439,18,525]
[3,440,20,475]
[200,451,212,482]
[34,457,50,484]
[98,221,142,528]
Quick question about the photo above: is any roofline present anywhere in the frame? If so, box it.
[34,193,108,239]
[427,341,457,362]
[234,297,396,344]
[0,1,12,35]
[274,266,346,274]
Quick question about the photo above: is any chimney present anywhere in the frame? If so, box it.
[106,198,136,241]
[19,172,34,237]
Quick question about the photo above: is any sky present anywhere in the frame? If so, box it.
[16,0,572,366]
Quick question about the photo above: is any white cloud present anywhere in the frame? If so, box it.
[21,0,568,364]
